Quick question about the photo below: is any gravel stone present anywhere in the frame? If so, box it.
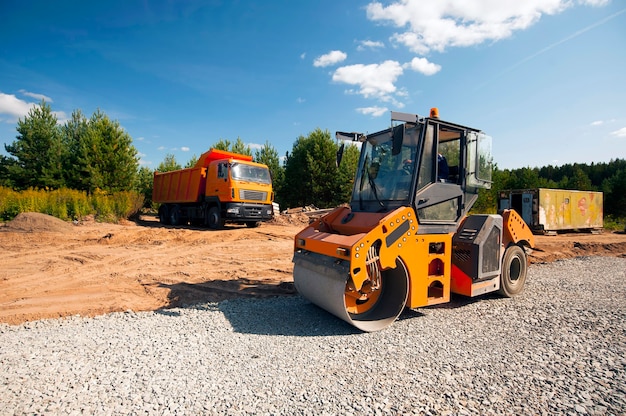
[1,256,625,415]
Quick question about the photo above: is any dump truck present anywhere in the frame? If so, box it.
[153,149,273,229]
[292,109,535,331]
[498,188,603,234]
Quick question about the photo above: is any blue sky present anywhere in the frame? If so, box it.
[1,0,624,170]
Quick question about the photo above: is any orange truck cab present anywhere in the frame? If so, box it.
[153,149,274,229]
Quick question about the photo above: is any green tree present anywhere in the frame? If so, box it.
[3,101,64,189]
[0,155,16,187]
[157,153,181,172]
[79,110,138,192]
[335,143,360,206]
[231,137,252,156]
[281,128,344,209]
[211,137,252,156]
[62,109,90,190]
[602,169,626,218]
[135,166,155,207]
[561,166,593,190]
[212,139,231,151]
[185,154,199,168]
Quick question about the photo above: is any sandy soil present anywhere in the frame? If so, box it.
[1,212,625,325]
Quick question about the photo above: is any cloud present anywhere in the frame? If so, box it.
[590,120,603,126]
[403,57,441,76]
[332,60,404,101]
[610,127,626,138]
[356,106,389,117]
[0,91,66,124]
[0,92,37,121]
[296,97,306,104]
[18,89,53,102]
[357,40,385,51]
[246,142,263,151]
[181,146,190,151]
[365,0,607,54]
[314,50,348,67]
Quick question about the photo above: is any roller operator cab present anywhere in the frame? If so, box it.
[293,110,535,332]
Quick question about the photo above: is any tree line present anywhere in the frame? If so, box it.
[1,102,624,224]
[0,102,360,213]
[473,160,626,220]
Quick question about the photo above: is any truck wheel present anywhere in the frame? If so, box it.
[246,221,260,228]
[207,207,224,229]
[169,205,182,226]
[158,205,170,225]
[498,245,527,297]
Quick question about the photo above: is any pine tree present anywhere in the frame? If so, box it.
[4,101,64,189]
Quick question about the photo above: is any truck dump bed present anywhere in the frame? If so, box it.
[153,167,206,204]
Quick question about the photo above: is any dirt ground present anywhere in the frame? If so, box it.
[1,212,625,325]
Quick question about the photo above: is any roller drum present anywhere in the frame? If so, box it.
[293,251,409,332]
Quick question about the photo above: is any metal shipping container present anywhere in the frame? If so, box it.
[498,188,603,234]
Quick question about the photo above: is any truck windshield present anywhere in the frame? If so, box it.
[351,124,422,212]
[230,163,271,184]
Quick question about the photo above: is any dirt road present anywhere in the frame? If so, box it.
[1,212,625,325]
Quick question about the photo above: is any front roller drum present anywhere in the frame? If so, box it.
[293,251,409,332]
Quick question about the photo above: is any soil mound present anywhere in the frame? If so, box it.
[2,212,74,233]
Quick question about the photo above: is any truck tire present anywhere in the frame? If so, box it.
[169,205,182,226]
[158,205,170,225]
[498,244,527,297]
[207,206,224,229]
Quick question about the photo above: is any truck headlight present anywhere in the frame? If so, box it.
[227,207,240,214]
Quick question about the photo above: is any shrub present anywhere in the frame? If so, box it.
[0,186,144,223]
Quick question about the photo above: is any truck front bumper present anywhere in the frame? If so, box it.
[224,203,273,221]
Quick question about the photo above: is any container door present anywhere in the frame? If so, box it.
[521,192,533,226]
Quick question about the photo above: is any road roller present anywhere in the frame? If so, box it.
[293,109,535,331]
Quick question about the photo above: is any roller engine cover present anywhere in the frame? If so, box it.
[452,215,503,282]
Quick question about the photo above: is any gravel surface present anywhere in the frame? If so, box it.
[1,256,625,415]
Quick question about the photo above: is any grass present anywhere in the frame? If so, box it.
[0,187,144,223]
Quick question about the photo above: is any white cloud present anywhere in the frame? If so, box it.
[0,92,66,124]
[365,0,605,54]
[590,120,603,126]
[19,89,53,102]
[0,92,37,121]
[181,146,190,151]
[357,40,385,51]
[403,57,441,76]
[247,142,263,150]
[332,60,404,101]
[314,50,348,67]
[158,146,166,151]
[296,97,306,104]
[356,106,389,117]
[610,127,626,138]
